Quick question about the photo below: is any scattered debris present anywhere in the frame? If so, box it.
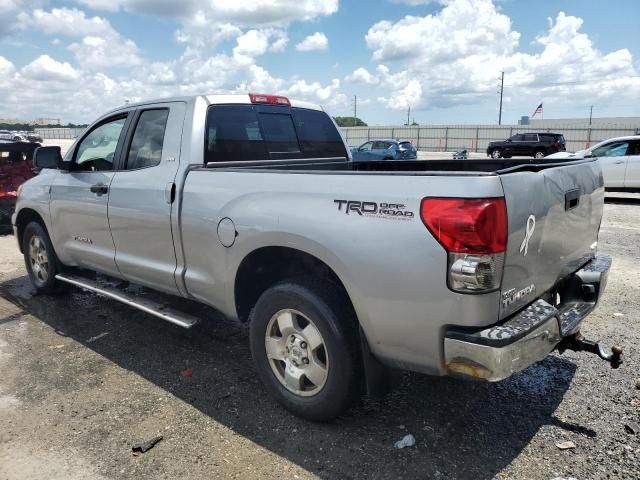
[394,434,416,449]
[613,312,624,317]
[132,436,163,454]
[635,379,640,390]
[180,367,193,378]
[86,332,109,343]
[556,441,576,450]
[624,422,639,435]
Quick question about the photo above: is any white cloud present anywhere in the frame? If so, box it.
[366,0,519,62]
[390,0,441,4]
[0,0,34,37]
[21,55,80,81]
[32,8,113,37]
[29,7,142,69]
[68,35,141,69]
[296,32,329,51]
[362,0,639,111]
[76,0,338,26]
[345,67,379,85]
[233,28,289,62]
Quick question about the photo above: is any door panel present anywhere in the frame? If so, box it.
[50,171,120,275]
[593,141,629,188]
[108,103,186,294]
[49,114,129,276]
[624,141,640,188]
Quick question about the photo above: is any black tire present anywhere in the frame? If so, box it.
[490,148,502,159]
[249,278,360,421]
[22,221,67,294]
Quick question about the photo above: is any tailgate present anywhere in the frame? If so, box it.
[499,159,604,319]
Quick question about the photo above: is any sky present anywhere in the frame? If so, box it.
[0,0,639,125]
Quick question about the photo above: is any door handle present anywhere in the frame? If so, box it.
[615,160,624,164]
[90,183,109,195]
[565,188,580,211]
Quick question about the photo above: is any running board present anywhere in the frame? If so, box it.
[55,273,200,329]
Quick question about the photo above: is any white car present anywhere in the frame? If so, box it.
[0,130,26,142]
[546,135,640,190]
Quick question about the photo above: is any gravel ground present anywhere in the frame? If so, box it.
[0,195,639,480]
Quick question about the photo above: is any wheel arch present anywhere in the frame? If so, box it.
[15,208,47,253]
[234,246,357,325]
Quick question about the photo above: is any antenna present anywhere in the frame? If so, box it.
[497,71,504,125]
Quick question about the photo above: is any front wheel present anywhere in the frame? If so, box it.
[490,148,502,159]
[22,221,66,294]
[534,150,546,159]
[249,278,360,421]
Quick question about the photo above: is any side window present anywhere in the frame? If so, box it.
[359,142,373,151]
[205,105,348,163]
[74,117,126,172]
[126,109,169,170]
[257,113,300,154]
[511,134,524,141]
[593,142,629,157]
[523,133,538,142]
[629,141,640,156]
[291,108,347,158]
[206,106,267,163]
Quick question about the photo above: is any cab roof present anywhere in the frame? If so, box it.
[105,94,322,116]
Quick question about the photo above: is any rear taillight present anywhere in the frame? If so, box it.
[249,93,291,106]
[420,197,507,293]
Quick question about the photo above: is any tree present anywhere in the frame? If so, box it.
[0,123,34,132]
[333,116,367,127]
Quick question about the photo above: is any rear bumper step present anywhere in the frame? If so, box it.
[55,273,200,329]
[444,253,612,381]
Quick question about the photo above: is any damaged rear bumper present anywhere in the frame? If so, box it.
[444,253,612,381]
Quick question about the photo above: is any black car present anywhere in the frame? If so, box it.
[487,133,566,159]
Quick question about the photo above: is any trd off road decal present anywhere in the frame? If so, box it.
[334,200,414,220]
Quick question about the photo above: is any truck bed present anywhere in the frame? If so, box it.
[204,157,593,175]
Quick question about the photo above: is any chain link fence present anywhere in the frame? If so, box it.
[35,123,640,155]
[34,127,86,140]
[341,124,640,153]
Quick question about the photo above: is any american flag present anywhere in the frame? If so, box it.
[531,102,543,118]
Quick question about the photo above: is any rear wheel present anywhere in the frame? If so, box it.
[22,221,66,294]
[490,148,502,159]
[534,150,546,159]
[249,278,360,421]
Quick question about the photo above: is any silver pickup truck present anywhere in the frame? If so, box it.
[14,94,621,421]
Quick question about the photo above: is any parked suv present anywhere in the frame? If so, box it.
[351,139,417,161]
[487,133,566,159]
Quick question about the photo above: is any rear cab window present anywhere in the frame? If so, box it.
[205,104,347,163]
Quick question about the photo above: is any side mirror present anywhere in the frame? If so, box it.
[506,138,512,142]
[584,153,595,158]
[33,146,64,169]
